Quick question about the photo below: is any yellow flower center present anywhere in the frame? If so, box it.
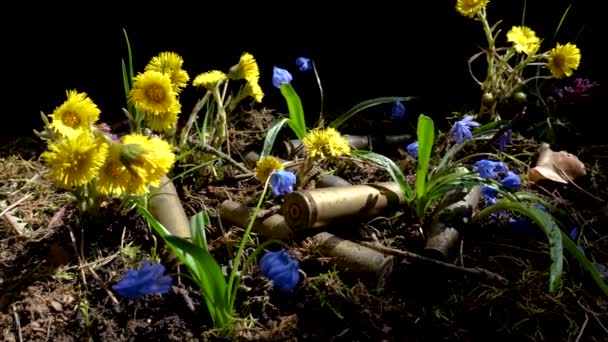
[106,163,123,178]
[61,111,81,127]
[553,54,565,68]
[466,0,480,5]
[146,85,166,102]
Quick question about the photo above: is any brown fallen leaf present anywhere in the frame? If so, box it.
[528,143,586,184]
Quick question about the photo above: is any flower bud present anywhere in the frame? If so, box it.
[481,92,494,105]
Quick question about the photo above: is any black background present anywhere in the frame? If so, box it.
[1,1,603,144]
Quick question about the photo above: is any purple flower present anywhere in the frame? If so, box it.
[473,159,508,179]
[554,78,599,104]
[501,171,522,190]
[406,141,418,157]
[391,101,406,120]
[272,67,293,89]
[270,170,296,196]
[260,250,300,292]
[112,261,173,299]
[450,116,480,144]
[295,57,312,72]
[495,129,512,152]
[569,227,586,255]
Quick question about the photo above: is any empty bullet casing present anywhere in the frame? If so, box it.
[219,200,294,240]
[282,182,406,230]
[312,232,394,289]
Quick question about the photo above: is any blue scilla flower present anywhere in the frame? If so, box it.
[259,250,300,292]
[495,129,512,152]
[391,101,406,120]
[295,57,312,72]
[481,185,498,200]
[271,170,296,196]
[501,171,522,190]
[272,67,293,89]
[450,116,480,144]
[473,159,507,179]
[112,261,173,299]
[406,141,418,157]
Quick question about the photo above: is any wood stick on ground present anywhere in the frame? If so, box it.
[360,241,509,287]
[200,143,250,174]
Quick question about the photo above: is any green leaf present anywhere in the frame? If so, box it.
[165,235,231,327]
[260,118,289,160]
[138,206,231,328]
[329,96,416,129]
[476,200,563,292]
[561,231,608,296]
[352,150,414,201]
[415,114,434,199]
[279,83,307,139]
[189,210,209,251]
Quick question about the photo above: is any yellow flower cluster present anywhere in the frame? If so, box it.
[456,1,582,81]
[193,52,264,103]
[43,92,176,196]
[129,52,190,133]
[302,128,351,159]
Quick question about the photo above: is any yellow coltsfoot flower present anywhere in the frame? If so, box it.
[145,102,181,133]
[302,128,351,159]
[119,133,176,188]
[507,26,540,55]
[49,90,101,138]
[42,129,109,189]
[228,52,260,83]
[255,156,284,183]
[97,143,148,196]
[547,43,581,79]
[192,70,227,90]
[145,51,190,92]
[455,0,489,18]
[129,70,178,115]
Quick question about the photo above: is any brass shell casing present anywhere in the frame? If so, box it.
[282,182,406,230]
[312,232,394,289]
[219,200,293,240]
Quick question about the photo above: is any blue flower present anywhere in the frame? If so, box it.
[406,141,418,157]
[270,170,296,196]
[259,250,300,292]
[495,129,512,152]
[391,101,406,120]
[112,261,173,299]
[569,227,585,255]
[481,185,498,200]
[473,159,507,179]
[501,171,522,190]
[295,57,312,72]
[272,67,293,89]
[450,116,480,144]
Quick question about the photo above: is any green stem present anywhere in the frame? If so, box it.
[179,92,211,148]
[211,87,228,148]
[226,176,272,306]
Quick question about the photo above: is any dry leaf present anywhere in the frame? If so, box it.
[528,143,586,184]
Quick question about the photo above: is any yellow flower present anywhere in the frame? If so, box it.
[42,130,109,189]
[228,52,260,83]
[244,81,264,103]
[49,90,101,137]
[507,26,540,55]
[129,70,178,115]
[302,128,351,159]
[192,70,227,90]
[97,143,147,196]
[120,133,176,187]
[455,0,489,18]
[255,156,284,183]
[547,43,581,79]
[145,102,181,133]
[145,52,190,92]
